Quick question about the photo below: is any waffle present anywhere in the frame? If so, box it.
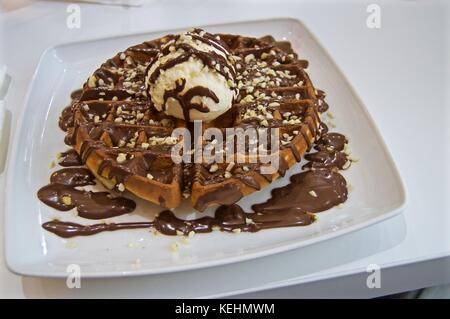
[62,32,324,211]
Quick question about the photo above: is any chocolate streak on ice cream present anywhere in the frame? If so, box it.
[37,168,136,220]
[146,31,235,85]
[162,78,219,122]
[146,29,235,122]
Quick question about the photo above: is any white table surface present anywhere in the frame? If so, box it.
[0,0,449,298]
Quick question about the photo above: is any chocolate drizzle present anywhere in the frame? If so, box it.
[59,106,74,131]
[38,168,136,219]
[162,78,219,122]
[42,220,151,238]
[303,132,349,170]
[58,149,82,167]
[194,183,243,212]
[147,30,235,85]
[145,29,237,122]
[43,204,315,238]
[316,89,329,113]
[49,168,95,186]
[252,169,348,214]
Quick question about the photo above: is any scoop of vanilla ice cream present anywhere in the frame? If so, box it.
[145,29,237,122]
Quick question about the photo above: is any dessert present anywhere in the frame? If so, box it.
[59,28,322,211]
[38,28,353,239]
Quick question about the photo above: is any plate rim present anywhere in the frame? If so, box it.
[4,17,407,278]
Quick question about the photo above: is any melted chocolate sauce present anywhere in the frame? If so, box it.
[59,106,74,131]
[316,89,329,113]
[194,183,243,212]
[42,220,151,238]
[252,169,348,214]
[302,132,349,170]
[43,204,315,238]
[38,168,136,220]
[58,149,82,167]
[50,168,95,186]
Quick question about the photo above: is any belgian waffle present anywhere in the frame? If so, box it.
[62,32,325,211]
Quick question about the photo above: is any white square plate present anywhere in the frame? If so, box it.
[5,18,406,278]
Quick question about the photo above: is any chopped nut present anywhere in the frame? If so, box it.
[226,162,235,172]
[87,75,97,88]
[116,153,127,163]
[209,164,219,173]
[146,173,154,180]
[224,171,232,179]
[244,54,255,63]
[232,228,241,234]
[117,183,125,192]
[308,190,318,198]
[188,231,195,238]
[176,230,184,236]
[170,242,179,252]
[49,160,55,169]
[62,195,72,206]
